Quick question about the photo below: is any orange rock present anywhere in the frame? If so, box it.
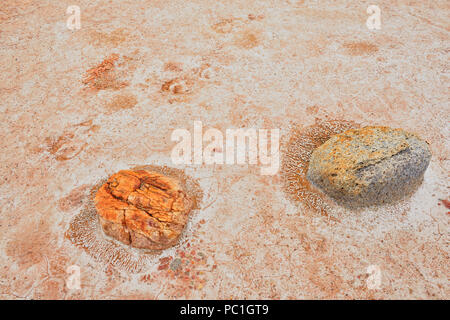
[94,170,192,249]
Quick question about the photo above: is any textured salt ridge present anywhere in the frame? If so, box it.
[306,127,432,208]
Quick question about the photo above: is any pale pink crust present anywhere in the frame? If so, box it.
[94,170,192,249]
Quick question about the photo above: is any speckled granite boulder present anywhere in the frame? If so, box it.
[306,126,431,208]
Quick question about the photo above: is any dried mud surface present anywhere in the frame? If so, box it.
[0,1,449,299]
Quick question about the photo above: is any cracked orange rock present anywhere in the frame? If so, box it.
[94,170,193,249]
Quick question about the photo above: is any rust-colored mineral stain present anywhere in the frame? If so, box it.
[88,28,131,47]
[212,18,236,34]
[6,220,51,270]
[164,62,183,72]
[281,120,359,218]
[439,199,450,209]
[45,133,87,161]
[343,42,379,56]
[248,14,264,21]
[105,93,137,112]
[47,133,73,155]
[45,121,99,161]
[58,184,90,212]
[82,54,128,90]
[161,77,193,95]
[157,256,173,270]
[139,245,209,296]
[234,30,260,49]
